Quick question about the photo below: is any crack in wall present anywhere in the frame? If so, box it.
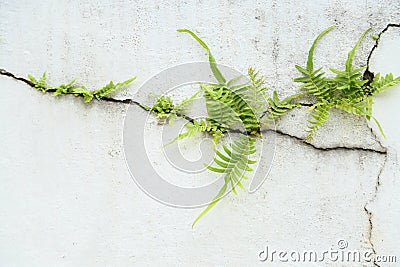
[363,23,400,83]
[363,152,387,267]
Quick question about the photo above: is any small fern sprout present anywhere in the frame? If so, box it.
[28,72,48,92]
[150,92,199,124]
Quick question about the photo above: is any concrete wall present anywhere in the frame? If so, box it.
[0,1,399,266]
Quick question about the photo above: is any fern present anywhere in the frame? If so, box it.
[294,26,400,140]
[28,72,48,92]
[179,29,264,136]
[165,118,227,146]
[264,91,302,123]
[92,77,136,100]
[150,93,198,124]
[306,100,333,141]
[150,95,175,123]
[233,67,269,119]
[27,72,136,103]
[177,29,226,84]
[369,73,400,95]
[192,134,256,227]
[294,26,335,100]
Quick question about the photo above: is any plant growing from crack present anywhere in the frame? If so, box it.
[295,25,400,141]
[0,24,399,228]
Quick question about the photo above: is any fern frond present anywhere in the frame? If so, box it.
[306,25,335,72]
[150,95,176,123]
[178,28,226,84]
[306,100,333,141]
[201,83,240,127]
[294,66,333,100]
[178,29,264,136]
[234,67,269,119]
[151,92,199,124]
[92,76,136,100]
[165,119,226,146]
[174,91,199,114]
[369,73,400,95]
[330,66,367,98]
[28,72,48,92]
[264,91,302,123]
[294,26,335,100]
[52,79,77,96]
[192,135,256,227]
[345,28,371,72]
[330,28,371,98]
[334,98,368,116]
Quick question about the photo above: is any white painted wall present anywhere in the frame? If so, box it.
[0,1,399,266]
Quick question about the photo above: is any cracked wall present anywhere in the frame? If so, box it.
[0,1,399,266]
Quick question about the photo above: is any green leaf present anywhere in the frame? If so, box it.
[346,28,371,72]
[306,25,335,72]
[193,135,256,226]
[178,28,226,84]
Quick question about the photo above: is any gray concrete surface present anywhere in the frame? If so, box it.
[0,0,399,266]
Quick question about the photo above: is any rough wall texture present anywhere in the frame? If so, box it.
[0,0,399,266]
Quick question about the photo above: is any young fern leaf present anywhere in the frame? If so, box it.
[192,135,256,227]
[28,72,48,92]
[330,29,371,98]
[177,28,226,84]
[264,91,302,123]
[150,95,175,123]
[174,91,199,114]
[294,26,335,100]
[150,93,198,124]
[92,76,137,100]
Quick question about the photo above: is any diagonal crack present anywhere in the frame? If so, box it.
[363,23,400,83]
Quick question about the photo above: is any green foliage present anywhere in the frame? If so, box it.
[179,29,266,136]
[295,26,400,140]
[192,134,256,227]
[150,95,175,123]
[27,72,136,103]
[150,93,198,124]
[236,67,269,119]
[92,77,137,100]
[264,91,302,123]
[165,118,227,146]
[306,100,333,141]
[368,73,400,95]
[177,29,226,84]
[28,72,48,91]
[20,26,400,228]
